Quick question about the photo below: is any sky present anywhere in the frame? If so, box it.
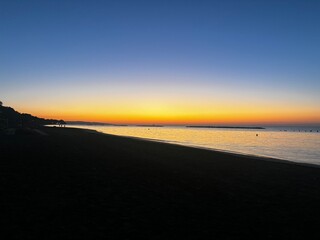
[1,0,319,125]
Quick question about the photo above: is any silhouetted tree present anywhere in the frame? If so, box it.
[0,104,59,128]
[0,100,7,129]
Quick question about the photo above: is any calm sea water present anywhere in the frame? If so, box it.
[68,125,320,165]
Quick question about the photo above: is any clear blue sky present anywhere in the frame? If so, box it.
[1,0,319,124]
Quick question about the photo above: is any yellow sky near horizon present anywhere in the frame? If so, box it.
[13,98,320,125]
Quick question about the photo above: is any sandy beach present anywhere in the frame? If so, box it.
[1,127,320,239]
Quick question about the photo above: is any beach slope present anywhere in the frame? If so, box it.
[1,127,320,239]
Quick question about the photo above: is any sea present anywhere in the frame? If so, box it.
[67,125,320,166]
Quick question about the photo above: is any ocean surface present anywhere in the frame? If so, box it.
[68,125,320,165]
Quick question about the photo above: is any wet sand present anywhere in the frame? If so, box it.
[1,127,320,239]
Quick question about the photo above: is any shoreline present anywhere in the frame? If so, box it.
[186,125,265,129]
[59,126,320,169]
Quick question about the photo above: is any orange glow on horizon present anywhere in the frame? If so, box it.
[5,76,319,126]
[11,93,320,126]
[31,108,320,126]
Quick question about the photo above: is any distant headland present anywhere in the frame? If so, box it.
[186,126,265,130]
[136,124,164,127]
[67,121,127,126]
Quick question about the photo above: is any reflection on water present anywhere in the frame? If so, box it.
[70,125,320,165]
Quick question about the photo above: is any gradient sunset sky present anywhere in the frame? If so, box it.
[1,0,319,125]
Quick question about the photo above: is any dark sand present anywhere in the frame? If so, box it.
[1,127,320,239]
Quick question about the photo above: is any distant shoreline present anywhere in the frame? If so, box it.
[64,122,320,130]
[135,125,164,127]
[186,125,265,129]
[66,121,128,126]
[55,125,319,166]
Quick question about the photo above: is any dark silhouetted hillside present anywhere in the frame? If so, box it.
[0,104,60,128]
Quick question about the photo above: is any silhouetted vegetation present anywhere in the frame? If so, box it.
[0,102,60,129]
